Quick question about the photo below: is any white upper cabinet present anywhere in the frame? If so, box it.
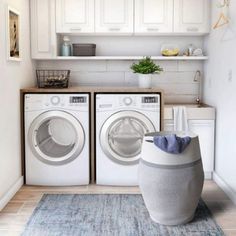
[95,0,134,34]
[56,0,94,33]
[31,0,57,59]
[30,0,211,59]
[174,0,210,33]
[135,0,173,34]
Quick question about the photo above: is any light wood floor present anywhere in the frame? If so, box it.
[0,181,235,236]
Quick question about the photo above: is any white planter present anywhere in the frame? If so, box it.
[137,74,152,88]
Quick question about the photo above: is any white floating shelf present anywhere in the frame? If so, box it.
[37,56,208,61]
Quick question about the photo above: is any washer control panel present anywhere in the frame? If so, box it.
[96,94,160,111]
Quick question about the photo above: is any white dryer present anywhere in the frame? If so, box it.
[24,93,90,186]
[96,93,161,186]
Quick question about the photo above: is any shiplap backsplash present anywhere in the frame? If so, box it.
[36,60,203,104]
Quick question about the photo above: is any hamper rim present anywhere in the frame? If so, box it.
[140,158,202,169]
[144,131,198,138]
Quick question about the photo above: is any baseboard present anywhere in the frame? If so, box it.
[0,176,24,211]
[204,172,212,180]
[213,172,236,204]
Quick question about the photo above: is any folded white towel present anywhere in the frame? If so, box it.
[173,106,189,132]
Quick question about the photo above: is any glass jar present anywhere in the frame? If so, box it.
[61,36,72,57]
[161,44,180,56]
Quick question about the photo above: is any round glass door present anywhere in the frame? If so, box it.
[29,111,85,165]
[100,111,155,165]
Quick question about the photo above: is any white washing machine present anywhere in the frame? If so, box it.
[96,93,161,186]
[24,93,90,186]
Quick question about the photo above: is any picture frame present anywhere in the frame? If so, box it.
[6,6,21,61]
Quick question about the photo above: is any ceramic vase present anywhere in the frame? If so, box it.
[138,74,152,88]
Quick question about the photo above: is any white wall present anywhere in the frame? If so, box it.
[204,1,236,201]
[0,0,34,210]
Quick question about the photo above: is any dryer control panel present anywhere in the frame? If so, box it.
[25,94,89,112]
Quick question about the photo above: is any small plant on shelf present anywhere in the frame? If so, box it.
[131,56,163,74]
[130,57,163,88]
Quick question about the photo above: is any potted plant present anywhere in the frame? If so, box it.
[130,57,163,88]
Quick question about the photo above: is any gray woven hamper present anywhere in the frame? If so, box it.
[138,131,204,226]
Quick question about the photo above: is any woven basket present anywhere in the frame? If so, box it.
[36,70,70,88]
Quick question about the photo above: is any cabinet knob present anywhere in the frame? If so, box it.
[147,28,159,32]
[108,28,121,31]
[70,28,82,32]
[187,27,199,32]
[123,97,133,106]
[51,96,60,105]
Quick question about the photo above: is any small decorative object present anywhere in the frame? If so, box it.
[36,70,70,88]
[183,44,203,57]
[161,44,180,56]
[213,0,230,29]
[193,48,203,57]
[61,36,72,56]
[7,6,21,61]
[187,44,195,56]
[131,57,163,88]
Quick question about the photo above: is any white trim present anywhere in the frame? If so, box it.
[0,177,24,211]
[213,172,236,204]
[52,56,208,61]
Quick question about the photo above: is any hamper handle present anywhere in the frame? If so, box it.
[145,139,154,143]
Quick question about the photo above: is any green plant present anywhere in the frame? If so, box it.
[130,57,163,74]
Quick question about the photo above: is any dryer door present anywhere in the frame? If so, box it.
[100,111,155,165]
[28,111,85,165]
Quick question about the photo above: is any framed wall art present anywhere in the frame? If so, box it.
[6,6,21,61]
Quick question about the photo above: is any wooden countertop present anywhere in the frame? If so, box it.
[20,87,164,93]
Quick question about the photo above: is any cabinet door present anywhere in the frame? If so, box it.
[31,0,57,59]
[164,119,215,178]
[174,0,210,33]
[164,120,174,131]
[135,0,173,34]
[56,0,94,33]
[95,0,134,34]
[189,120,215,175]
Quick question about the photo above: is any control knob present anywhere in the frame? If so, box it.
[51,96,60,105]
[123,97,133,106]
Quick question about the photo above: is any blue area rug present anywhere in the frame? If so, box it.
[22,194,224,236]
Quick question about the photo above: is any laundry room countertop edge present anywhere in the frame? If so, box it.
[20,87,165,93]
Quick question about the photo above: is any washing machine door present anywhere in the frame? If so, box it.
[28,111,85,165]
[100,111,155,165]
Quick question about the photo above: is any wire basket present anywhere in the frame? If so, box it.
[36,70,70,88]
